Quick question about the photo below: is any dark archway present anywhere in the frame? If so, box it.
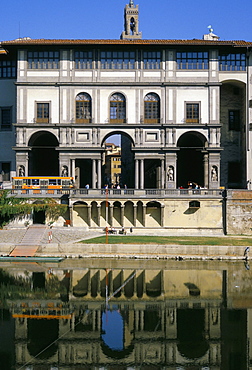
[145,159,161,188]
[75,159,92,188]
[220,80,246,189]
[33,200,46,224]
[28,131,59,176]
[102,132,135,188]
[177,132,207,188]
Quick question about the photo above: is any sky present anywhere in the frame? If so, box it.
[1,0,252,42]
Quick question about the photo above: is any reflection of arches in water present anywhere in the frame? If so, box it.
[101,309,134,359]
[27,319,59,359]
[177,309,209,359]
[0,309,14,369]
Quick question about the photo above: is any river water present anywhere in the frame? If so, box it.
[0,257,251,369]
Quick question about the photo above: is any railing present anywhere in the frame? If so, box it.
[10,188,224,198]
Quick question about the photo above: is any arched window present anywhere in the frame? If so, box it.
[144,93,160,123]
[76,93,92,123]
[110,93,126,123]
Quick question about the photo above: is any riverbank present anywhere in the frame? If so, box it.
[0,227,251,260]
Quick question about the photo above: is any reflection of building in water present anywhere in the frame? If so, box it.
[1,264,250,368]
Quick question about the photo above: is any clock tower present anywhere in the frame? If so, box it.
[121,0,142,40]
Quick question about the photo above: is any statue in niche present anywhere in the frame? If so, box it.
[61,165,68,177]
[18,165,25,177]
[167,166,174,181]
[211,309,218,325]
[211,166,218,181]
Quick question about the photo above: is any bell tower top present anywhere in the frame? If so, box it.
[120,0,142,40]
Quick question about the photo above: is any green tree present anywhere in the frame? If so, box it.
[0,190,67,227]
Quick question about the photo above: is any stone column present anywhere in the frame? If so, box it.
[71,159,75,179]
[96,270,101,298]
[135,159,139,189]
[92,159,96,189]
[121,205,125,227]
[203,152,209,188]
[140,310,144,331]
[97,159,102,189]
[135,310,139,331]
[87,205,91,227]
[140,159,144,189]
[161,159,165,189]
[97,205,101,227]
[92,310,96,331]
[133,204,137,226]
[160,205,165,227]
[142,204,146,227]
[69,205,73,227]
[110,205,114,226]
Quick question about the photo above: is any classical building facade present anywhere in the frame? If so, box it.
[0,0,252,232]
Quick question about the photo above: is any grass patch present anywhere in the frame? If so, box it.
[80,235,252,246]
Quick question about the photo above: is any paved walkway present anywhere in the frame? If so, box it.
[0,226,251,260]
[0,227,102,245]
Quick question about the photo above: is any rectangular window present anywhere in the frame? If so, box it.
[74,51,93,69]
[229,110,240,131]
[186,103,200,123]
[143,51,161,69]
[219,53,246,71]
[101,51,135,69]
[28,51,59,69]
[0,60,16,78]
[228,162,240,183]
[0,107,12,130]
[176,51,209,70]
[36,103,49,123]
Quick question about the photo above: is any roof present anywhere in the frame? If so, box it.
[1,38,252,48]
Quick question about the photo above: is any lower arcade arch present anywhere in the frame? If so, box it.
[28,131,59,176]
[72,200,163,228]
[177,131,207,188]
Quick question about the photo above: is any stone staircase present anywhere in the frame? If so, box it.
[9,225,47,257]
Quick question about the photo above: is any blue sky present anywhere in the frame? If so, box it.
[1,0,251,42]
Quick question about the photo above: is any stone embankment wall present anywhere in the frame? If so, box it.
[226,191,252,235]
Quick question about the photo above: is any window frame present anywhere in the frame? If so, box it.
[228,109,241,131]
[0,106,12,131]
[27,51,59,69]
[109,93,126,123]
[176,51,209,70]
[142,51,161,70]
[185,102,200,123]
[74,51,93,70]
[75,93,92,123]
[100,51,136,70]
[0,60,16,78]
[219,53,246,71]
[144,93,160,123]
[35,102,50,123]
